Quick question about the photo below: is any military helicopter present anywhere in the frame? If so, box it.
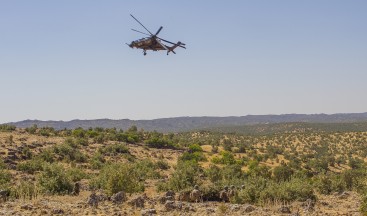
[127,14,186,56]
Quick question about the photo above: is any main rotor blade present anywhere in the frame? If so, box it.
[155,26,163,36]
[156,39,169,51]
[130,14,153,35]
[131,29,151,36]
[158,37,186,48]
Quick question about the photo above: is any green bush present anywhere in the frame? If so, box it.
[210,151,236,165]
[0,158,6,169]
[206,164,222,183]
[155,160,170,170]
[75,138,88,146]
[38,163,73,195]
[247,164,271,179]
[37,148,55,163]
[258,178,315,203]
[146,137,174,149]
[17,158,45,174]
[235,177,315,204]
[72,128,86,138]
[236,177,268,203]
[273,165,294,182]
[89,152,106,169]
[52,143,87,163]
[0,124,16,132]
[134,160,161,179]
[189,144,203,152]
[0,169,11,186]
[25,124,37,134]
[91,163,145,196]
[98,143,129,155]
[93,134,106,144]
[314,173,334,194]
[158,160,202,192]
[66,167,89,182]
[179,151,206,162]
[360,193,367,215]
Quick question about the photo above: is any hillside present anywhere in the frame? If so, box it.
[0,125,366,215]
[206,122,367,135]
[6,112,367,132]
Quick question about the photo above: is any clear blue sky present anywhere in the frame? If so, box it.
[1,1,367,123]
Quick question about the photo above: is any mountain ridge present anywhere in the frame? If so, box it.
[4,112,367,132]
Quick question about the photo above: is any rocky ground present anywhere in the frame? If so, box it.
[0,190,362,215]
[0,130,364,215]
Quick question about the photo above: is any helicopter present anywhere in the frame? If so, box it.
[127,14,186,56]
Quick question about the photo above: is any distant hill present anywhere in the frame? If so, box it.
[4,113,367,132]
[205,121,367,135]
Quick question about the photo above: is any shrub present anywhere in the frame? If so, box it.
[360,193,367,215]
[0,158,6,169]
[17,158,45,174]
[236,177,268,203]
[158,160,202,192]
[38,163,73,194]
[247,164,271,179]
[210,151,236,165]
[11,180,40,200]
[146,137,174,149]
[37,148,55,163]
[134,160,161,179]
[206,164,222,183]
[75,138,88,146]
[179,151,206,162]
[273,165,294,182]
[314,173,333,194]
[52,143,87,163]
[258,178,315,203]
[221,164,244,183]
[98,143,129,155]
[236,177,315,204]
[25,124,37,134]
[38,127,55,137]
[155,160,170,170]
[349,157,365,169]
[0,124,16,132]
[188,144,203,152]
[0,169,11,186]
[91,163,145,196]
[89,152,106,169]
[66,167,89,182]
[72,128,86,138]
[21,147,33,159]
[93,134,106,144]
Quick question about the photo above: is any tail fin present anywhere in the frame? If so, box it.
[167,42,182,55]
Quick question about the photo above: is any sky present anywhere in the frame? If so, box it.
[1,1,367,123]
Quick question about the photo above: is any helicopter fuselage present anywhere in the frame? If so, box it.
[129,37,166,51]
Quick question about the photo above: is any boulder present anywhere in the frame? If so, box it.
[278,206,291,214]
[128,194,146,208]
[243,205,255,213]
[141,208,156,216]
[164,200,176,211]
[111,191,126,204]
[52,208,65,214]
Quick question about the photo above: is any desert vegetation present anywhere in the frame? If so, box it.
[0,123,366,215]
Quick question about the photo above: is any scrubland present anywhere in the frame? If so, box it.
[0,123,366,215]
